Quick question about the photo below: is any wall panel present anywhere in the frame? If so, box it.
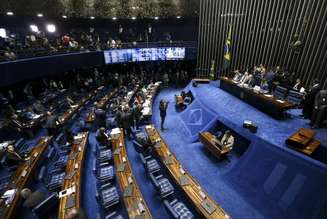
[197,0,327,88]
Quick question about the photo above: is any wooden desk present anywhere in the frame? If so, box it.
[145,125,230,219]
[193,78,211,84]
[96,89,118,109]
[112,130,152,219]
[57,89,97,127]
[0,136,52,219]
[219,77,294,119]
[286,128,321,155]
[199,132,231,159]
[58,132,88,219]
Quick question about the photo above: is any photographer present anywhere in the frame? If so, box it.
[159,100,169,131]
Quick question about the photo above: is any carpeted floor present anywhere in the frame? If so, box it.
[151,83,327,219]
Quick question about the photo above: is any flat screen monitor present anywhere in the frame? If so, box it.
[104,47,185,64]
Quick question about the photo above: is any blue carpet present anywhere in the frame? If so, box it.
[151,85,327,219]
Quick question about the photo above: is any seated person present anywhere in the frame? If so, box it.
[185,90,194,103]
[20,188,46,209]
[64,129,75,145]
[232,70,242,82]
[21,106,39,121]
[96,127,110,146]
[213,130,234,151]
[33,100,46,114]
[65,208,88,219]
[44,111,58,135]
[6,145,25,165]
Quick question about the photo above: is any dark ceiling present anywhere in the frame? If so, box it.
[0,0,199,19]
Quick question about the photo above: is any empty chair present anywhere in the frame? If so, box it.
[14,138,29,154]
[286,90,304,105]
[46,169,65,191]
[139,153,161,174]
[93,160,115,183]
[95,145,112,163]
[0,175,10,194]
[150,173,174,199]
[164,199,194,219]
[96,183,120,209]
[273,86,288,100]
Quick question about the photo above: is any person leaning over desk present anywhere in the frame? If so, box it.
[213,130,235,151]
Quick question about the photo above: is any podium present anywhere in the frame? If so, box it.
[285,128,321,155]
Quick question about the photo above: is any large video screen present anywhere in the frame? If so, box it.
[104,47,185,64]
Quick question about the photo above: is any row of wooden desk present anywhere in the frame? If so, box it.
[145,125,230,219]
[58,132,89,219]
[219,77,294,119]
[57,88,99,127]
[0,136,52,219]
[85,89,118,124]
[112,129,153,219]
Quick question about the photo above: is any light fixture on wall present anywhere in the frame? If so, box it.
[30,25,39,32]
[37,13,43,17]
[46,24,56,33]
[6,11,14,16]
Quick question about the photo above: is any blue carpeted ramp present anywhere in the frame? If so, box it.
[179,99,217,142]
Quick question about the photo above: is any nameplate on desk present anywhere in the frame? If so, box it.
[135,215,146,219]
[201,199,216,214]
[123,185,133,197]
[21,169,28,177]
[59,186,76,198]
[154,141,161,149]
[164,156,173,165]
[113,148,121,155]
[179,175,190,186]
[65,170,76,180]
[65,196,76,209]
[69,152,79,160]
[116,163,126,172]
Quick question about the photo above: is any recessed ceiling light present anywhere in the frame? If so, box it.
[30,25,39,32]
[46,24,56,33]
[6,11,14,16]
[37,13,43,17]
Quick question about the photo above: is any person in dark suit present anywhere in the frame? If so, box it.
[20,188,46,209]
[121,107,132,139]
[96,127,110,146]
[44,111,58,135]
[311,90,327,128]
[159,100,168,131]
[6,145,25,165]
[302,79,321,119]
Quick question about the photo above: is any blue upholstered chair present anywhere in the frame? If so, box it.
[150,173,174,199]
[96,183,120,209]
[286,90,304,105]
[14,138,29,154]
[95,146,112,163]
[273,86,288,100]
[164,199,194,219]
[93,160,115,183]
[139,153,161,174]
[46,170,65,191]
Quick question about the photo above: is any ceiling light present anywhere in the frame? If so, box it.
[154,16,159,20]
[62,15,67,19]
[90,16,95,19]
[37,13,43,17]
[0,28,7,38]
[46,24,56,33]
[112,17,117,20]
[6,11,14,16]
[177,16,181,19]
[131,16,136,20]
[30,25,39,33]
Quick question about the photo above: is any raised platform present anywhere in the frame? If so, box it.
[151,81,327,219]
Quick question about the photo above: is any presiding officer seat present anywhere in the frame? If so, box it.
[273,85,288,100]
